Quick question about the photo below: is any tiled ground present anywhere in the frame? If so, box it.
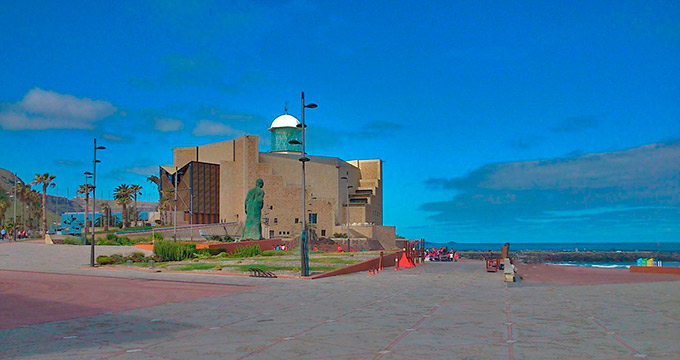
[0,242,678,359]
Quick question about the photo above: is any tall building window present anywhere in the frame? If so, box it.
[309,213,317,224]
[274,218,278,224]
[321,229,326,236]
[295,218,299,224]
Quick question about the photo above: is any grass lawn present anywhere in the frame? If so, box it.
[156,250,382,276]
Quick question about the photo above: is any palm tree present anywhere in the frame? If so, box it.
[147,175,161,197]
[147,175,163,223]
[114,184,133,229]
[27,189,41,231]
[99,201,111,231]
[31,173,56,237]
[13,182,29,229]
[77,184,94,238]
[130,184,142,226]
[0,189,9,225]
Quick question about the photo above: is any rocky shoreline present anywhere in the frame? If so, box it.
[457,250,680,264]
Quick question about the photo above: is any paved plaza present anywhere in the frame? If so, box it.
[0,241,679,359]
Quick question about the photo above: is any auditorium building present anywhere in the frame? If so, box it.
[159,113,396,249]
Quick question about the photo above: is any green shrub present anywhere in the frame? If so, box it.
[230,244,261,258]
[205,235,235,242]
[110,254,124,264]
[153,240,197,261]
[62,236,82,245]
[192,248,212,259]
[209,249,228,256]
[96,234,138,246]
[261,250,285,257]
[96,255,113,265]
[125,251,146,263]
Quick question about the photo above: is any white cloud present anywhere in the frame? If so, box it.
[102,133,131,142]
[0,88,117,130]
[192,119,244,137]
[125,165,158,175]
[154,117,184,132]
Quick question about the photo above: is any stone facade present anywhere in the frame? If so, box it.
[162,134,396,249]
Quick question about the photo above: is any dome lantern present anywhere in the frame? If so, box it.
[269,114,302,153]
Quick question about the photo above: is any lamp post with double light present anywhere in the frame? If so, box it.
[91,139,105,267]
[289,92,317,277]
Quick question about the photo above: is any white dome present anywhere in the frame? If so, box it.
[269,114,300,130]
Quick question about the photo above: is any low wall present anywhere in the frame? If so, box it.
[136,238,283,254]
[195,238,282,252]
[311,251,403,279]
[629,266,680,275]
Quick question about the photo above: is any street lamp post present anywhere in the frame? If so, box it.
[340,176,353,252]
[90,138,105,267]
[290,92,317,277]
[173,166,178,241]
[13,173,17,241]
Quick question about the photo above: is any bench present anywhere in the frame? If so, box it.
[248,267,277,278]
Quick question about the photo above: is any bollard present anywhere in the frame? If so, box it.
[126,259,132,267]
[148,260,155,269]
[379,251,384,270]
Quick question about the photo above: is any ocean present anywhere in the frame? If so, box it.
[427,242,680,252]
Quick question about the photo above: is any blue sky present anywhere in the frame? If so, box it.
[1,1,678,243]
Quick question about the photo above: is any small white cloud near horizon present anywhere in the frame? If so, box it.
[192,119,244,137]
[125,165,158,176]
[0,88,117,130]
[102,133,131,142]
[154,117,184,132]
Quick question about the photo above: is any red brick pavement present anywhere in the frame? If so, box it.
[0,270,257,329]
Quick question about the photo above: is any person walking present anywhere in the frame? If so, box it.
[1,227,6,241]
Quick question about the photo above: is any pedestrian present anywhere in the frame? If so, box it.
[1,227,6,240]
[454,251,459,262]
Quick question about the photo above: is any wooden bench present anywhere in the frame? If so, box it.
[248,267,277,278]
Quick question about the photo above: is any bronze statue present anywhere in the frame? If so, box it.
[242,178,265,240]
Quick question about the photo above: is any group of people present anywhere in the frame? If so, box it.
[0,227,30,241]
[426,247,458,262]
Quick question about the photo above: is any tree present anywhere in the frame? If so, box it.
[113,184,133,229]
[158,189,174,225]
[147,175,161,198]
[31,173,56,237]
[147,175,163,224]
[13,182,29,229]
[77,184,94,238]
[0,188,9,225]
[27,189,41,231]
[130,184,142,226]
[99,201,111,232]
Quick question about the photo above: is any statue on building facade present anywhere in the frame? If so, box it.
[242,178,265,240]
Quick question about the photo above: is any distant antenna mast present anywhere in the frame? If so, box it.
[284,102,288,114]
